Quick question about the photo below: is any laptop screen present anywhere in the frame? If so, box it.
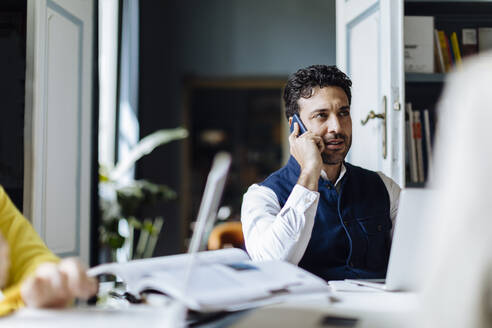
[385,188,434,291]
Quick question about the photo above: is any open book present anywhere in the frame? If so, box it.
[88,248,329,312]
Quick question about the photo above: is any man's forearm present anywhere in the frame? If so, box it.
[241,184,319,265]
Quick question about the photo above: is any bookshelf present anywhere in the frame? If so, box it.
[337,0,492,189]
[404,1,492,187]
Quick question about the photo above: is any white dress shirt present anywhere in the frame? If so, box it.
[241,163,401,265]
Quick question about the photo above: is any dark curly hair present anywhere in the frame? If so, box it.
[283,65,352,119]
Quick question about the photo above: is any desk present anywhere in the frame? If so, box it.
[2,291,420,328]
[226,291,419,328]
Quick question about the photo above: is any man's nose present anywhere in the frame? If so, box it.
[326,114,341,134]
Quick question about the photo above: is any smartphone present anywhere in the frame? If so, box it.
[290,114,307,135]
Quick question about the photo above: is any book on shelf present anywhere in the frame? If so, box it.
[450,32,462,66]
[413,111,425,183]
[404,16,435,73]
[462,28,478,58]
[437,30,452,72]
[445,31,455,67]
[88,248,329,312]
[423,109,433,181]
[405,103,419,183]
[434,29,445,73]
[405,121,413,183]
[478,27,492,53]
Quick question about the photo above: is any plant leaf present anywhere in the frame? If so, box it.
[110,127,188,181]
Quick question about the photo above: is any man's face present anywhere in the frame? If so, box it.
[297,86,352,165]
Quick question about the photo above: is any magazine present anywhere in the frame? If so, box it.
[88,248,329,312]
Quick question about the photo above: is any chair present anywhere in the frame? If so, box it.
[207,221,244,250]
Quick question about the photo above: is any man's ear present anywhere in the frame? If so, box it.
[288,116,293,126]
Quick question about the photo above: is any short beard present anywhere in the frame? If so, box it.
[321,152,344,165]
[321,134,352,165]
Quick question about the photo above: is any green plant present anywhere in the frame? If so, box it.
[99,127,188,262]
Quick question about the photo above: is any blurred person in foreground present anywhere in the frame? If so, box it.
[0,186,97,315]
[417,51,492,328]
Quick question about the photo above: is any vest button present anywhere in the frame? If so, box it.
[349,262,354,268]
[377,224,383,232]
[343,220,348,226]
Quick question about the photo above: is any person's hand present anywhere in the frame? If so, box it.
[20,257,98,308]
[0,232,9,289]
[289,122,325,190]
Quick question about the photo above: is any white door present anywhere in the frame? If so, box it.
[24,0,94,264]
[336,0,404,186]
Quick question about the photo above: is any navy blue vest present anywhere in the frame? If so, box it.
[260,156,392,281]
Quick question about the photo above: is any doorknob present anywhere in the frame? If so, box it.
[361,110,385,125]
[360,96,387,159]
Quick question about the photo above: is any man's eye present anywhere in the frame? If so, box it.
[315,113,327,119]
[339,110,350,117]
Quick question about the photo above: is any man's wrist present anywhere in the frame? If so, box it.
[297,168,320,191]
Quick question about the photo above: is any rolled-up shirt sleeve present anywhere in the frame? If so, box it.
[241,184,319,265]
[376,171,401,237]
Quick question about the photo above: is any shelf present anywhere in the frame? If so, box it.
[405,73,446,83]
[405,182,427,188]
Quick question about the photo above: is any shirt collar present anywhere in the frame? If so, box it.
[320,162,346,186]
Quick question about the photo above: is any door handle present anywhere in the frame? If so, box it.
[361,110,385,125]
[360,96,387,159]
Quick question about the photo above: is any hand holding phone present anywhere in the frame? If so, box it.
[290,114,307,135]
[288,114,323,190]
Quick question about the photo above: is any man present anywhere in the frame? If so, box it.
[241,65,400,280]
[0,186,98,315]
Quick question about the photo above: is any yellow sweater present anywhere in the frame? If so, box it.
[0,186,59,315]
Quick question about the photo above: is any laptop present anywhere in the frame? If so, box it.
[185,151,231,256]
[344,188,433,291]
[159,152,232,325]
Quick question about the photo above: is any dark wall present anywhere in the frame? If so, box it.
[137,0,336,256]
[138,1,184,255]
[0,1,27,211]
